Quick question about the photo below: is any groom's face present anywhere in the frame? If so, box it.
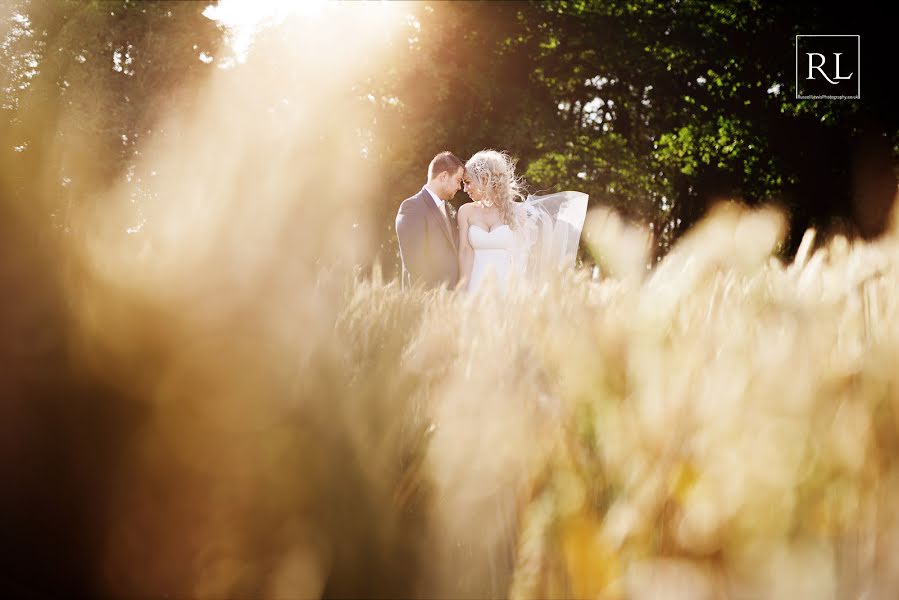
[438,167,464,201]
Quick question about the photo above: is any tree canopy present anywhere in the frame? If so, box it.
[2,0,896,274]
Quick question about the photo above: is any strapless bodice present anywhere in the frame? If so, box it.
[468,224,514,250]
[468,224,515,293]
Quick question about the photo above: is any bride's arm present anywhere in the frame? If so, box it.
[457,203,475,288]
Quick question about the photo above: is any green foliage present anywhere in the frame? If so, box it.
[3,0,895,268]
[2,0,221,226]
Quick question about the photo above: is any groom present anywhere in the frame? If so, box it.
[395,151,465,290]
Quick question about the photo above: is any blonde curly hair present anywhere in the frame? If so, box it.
[465,150,526,229]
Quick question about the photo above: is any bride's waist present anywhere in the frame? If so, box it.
[472,247,513,254]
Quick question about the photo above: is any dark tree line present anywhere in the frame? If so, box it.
[362,0,896,270]
[3,1,897,273]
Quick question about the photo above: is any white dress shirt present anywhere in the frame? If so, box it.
[424,185,449,222]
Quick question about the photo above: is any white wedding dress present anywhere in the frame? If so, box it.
[466,191,590,294]
[467,224,516,293]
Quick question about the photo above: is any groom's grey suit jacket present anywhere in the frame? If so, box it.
[395,187,459,290]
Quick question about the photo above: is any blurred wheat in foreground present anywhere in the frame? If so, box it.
[7,195,886,599]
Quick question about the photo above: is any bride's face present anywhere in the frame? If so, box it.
[463,174,485,201]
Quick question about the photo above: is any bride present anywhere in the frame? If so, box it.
[457,149,588,293]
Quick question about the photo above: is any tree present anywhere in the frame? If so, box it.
[363,0,897,270]
[2,0,221,235]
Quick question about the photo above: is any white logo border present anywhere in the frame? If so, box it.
[795,34,860,100]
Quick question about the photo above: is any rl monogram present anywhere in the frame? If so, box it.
[805,53,854,85]
[795,35,860,100]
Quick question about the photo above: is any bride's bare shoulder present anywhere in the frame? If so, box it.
[458,202,481,217]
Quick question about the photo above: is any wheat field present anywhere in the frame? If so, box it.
[11,195,884,599]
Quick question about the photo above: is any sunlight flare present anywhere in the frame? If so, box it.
[203,0,407,63]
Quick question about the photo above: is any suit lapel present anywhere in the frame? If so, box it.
[420,188,456,251]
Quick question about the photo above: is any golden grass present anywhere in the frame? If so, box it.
[338,200,899,599]
[53,195,899,599]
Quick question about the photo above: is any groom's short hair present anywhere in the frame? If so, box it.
[428,151,464,180]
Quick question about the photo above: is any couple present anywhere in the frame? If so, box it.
[395,150,588,293]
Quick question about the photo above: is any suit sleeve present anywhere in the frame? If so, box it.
[396,199,428,281]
